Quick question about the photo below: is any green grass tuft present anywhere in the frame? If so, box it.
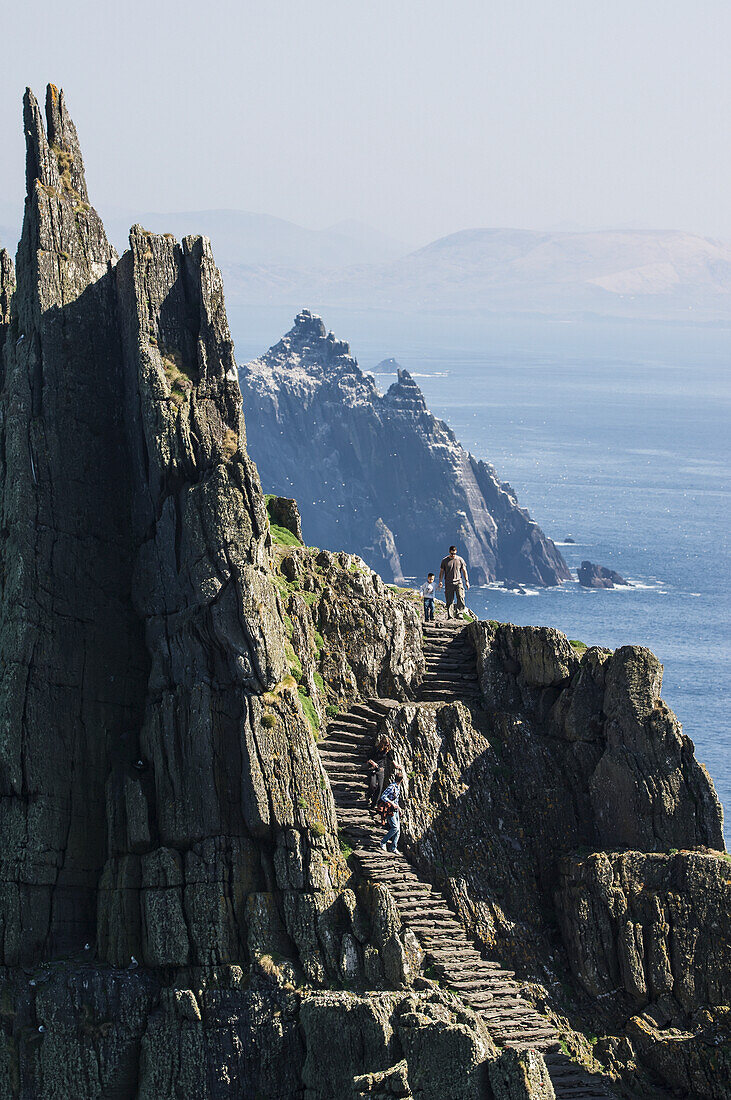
[270,523,302,547]
[338,832,353,859]
[298,687,320,735]
[262,713,277,729]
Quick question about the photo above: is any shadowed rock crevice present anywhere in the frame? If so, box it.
[0,87,145,962]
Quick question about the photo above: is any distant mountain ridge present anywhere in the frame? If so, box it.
[3,201,729,319]
[223,226,731,320]
[0,201,409,269]
[240,310,571,586]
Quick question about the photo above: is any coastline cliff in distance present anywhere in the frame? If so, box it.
[240,310,571,585]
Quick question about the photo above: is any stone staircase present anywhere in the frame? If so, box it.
[317,623,618,1100]
[418,619,482,703]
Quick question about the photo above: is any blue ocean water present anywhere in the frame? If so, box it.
[231,308,730,846]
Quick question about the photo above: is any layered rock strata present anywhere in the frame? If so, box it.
[240,312,571,585]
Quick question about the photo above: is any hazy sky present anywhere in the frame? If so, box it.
[1,0,729,244]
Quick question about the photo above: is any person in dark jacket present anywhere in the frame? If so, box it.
[366,736,391,813]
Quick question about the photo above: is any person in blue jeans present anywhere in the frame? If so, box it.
[379,769,404,853]
[419,573,436,621]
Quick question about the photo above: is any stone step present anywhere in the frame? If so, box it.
[319,744,368,757]
[398,906,454,920]
[324,760,369,774]
[321,743,368,758]
[328,714,375,728]
[323,727,370,741]
[424,660,477,671]
[447,976,507,991]
[419,690,480,700]
[350,703,387,720]
[420,677,477,688]
[422,644,472,654]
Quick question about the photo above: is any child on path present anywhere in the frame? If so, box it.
[379,768,404,853]
[419,573,436,621]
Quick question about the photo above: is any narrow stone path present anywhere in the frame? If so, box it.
[318,622,618,1100]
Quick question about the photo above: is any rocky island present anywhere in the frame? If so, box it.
[578,562,630,589]
[0,85,727,1100]
[239,312,571,586]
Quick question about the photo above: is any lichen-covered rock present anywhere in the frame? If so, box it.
[353,1058,412,1098]
[0,249,13,339]
[270,543,423,715]
[624,1007,731,1100]
[488,1049,556,1099]
[0,86,144,961]
[470,622,724,851]
[555,850,731,1011]
[240,312,571,586]
[299,990,496,1100]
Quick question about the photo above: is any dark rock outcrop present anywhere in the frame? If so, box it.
[240,312,571,586]
[577,561,628,588]
[555,850,731,1011]
[470,623,723,851]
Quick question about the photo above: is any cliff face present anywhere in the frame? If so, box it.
[0,85,553,1100]
[240,311,571,585]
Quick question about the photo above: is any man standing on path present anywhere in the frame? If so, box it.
[439,545,470,618]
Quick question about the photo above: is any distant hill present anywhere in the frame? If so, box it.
[101,209,410,268]
[222,227,731,321]
[3,203,729,320]
[0,202,409,268]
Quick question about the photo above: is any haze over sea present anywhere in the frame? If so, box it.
[232,308,730,846]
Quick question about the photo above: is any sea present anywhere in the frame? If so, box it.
[231,306,730,845]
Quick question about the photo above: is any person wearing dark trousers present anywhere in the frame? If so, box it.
[366,736,391,813]
[439,545,470,618]
[419,572,436,621]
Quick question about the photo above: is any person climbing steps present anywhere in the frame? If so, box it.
[378,767,404,853]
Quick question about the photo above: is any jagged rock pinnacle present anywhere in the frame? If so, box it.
[241,314,571,585]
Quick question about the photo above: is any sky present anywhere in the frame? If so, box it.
[1,0,730,245]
